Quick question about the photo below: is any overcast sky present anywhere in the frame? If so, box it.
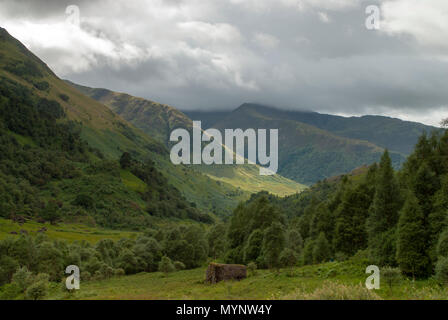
[1,0,447,126]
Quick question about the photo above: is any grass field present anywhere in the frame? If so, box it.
[0,218,138,243]
[47,258,448,300]
[2,217,447,300]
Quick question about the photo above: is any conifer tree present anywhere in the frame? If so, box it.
[367,150,401,265]
[303,239,315,265]
[413,161,439,215]
[309,203,334,243]
[396,193,430,278]
[313,232,331,264]
[286,229,303,256]
[428,176,448,260]
[334,184,371,256]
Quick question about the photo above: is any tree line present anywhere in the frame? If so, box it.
[0,224,209,299]
[220,128,448,279]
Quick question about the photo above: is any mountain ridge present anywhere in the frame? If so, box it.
[0,27,253,219]
[70,81,307,195]
[187,103,439,155]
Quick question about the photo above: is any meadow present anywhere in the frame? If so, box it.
[47,257,448,300]
[0,218,138,243]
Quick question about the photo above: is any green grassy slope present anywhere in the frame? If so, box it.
[0,218,138,243]
[46,257,444,300]
[69,82,307,196]
[0,27,250,218]
[207,104,405,185]
[67,81,192,146]
[0,28,161,160]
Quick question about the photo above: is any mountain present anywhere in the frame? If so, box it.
[0,27,252,224]
[66,81,192,146]
[188,104,408,185]
[186,104,439,156]
[71,83,307,196]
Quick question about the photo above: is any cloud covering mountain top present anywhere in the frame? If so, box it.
[1,0,447,125]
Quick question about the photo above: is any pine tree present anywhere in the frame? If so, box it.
[313,232,331,264]
[303,239,315,265]
[297,197,319,240]
[428,175,448,260]
[286,229,303,256]
[309,203,334,242]
[334,184,371,256]
[413,161,439,215]
[396,193,430,278]
[367,150,401,265]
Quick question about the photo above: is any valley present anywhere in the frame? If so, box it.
[1,26,447,303]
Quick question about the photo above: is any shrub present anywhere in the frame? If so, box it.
[93,270,104,280]
[100,264,114,279]
[174,261,185,271]
[0,256,19,285]
[12,267,34,293]
[381,267,402,290]
[0,283,21,300]
[114,268,125,277]
[247,262,257,276]
[82,271,92,281]
[279,248,299,267]
[35,273,50,283]
[334,252,349,262]
[33,81,49,91]
[25,279,48,300]
[59,94,69,102]
[73,194,95,209]
[12,266,33,293]
[435,256,448,286]
[158,256,175,274]
[118,249,139,275]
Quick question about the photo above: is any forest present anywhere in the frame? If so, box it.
[0,75,211,227]
[1,125,448,299]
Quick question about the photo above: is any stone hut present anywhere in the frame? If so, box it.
[205,263,247,284]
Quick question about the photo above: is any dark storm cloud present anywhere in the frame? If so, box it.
[0,0,447,125]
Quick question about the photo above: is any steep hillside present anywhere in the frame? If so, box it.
[207,104,405,185]
[67,82,192,146]
[0,28,162,160]
[70,83,307,196]
[0,27,247,221]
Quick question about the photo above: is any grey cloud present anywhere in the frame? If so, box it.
[0,0,447,125]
